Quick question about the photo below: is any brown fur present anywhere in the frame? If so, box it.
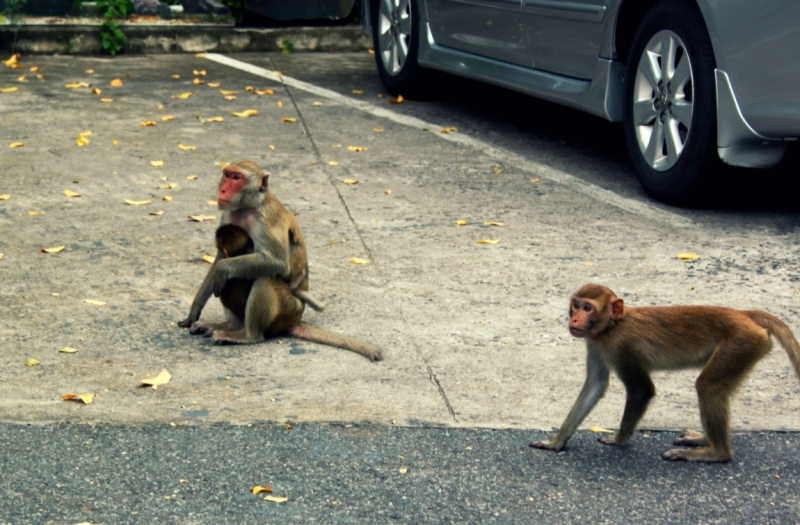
[530,283,800,462]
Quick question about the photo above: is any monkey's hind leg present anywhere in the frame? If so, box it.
[190,310,243,336]
[212,278,300,345]
[673,429,709,448]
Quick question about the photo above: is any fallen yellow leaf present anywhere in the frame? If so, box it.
[3,55,17,66]
[85,69,94,74]
[9,142,23,148]
[399,467,408,474]
[202,254,215,264]
[161,115,176,121]
[25,358,40,367]
[0,194,10,200]
[343,179,359,185]
[92,88,101,95]
[456,220,467,226]
[352,89,364,94]
[27,210,42,215]
[483,221,504,227]
[62,393,93,404]
[384,190,392,195]
[252,485,273,494]
[223,95,237,101]
[195,53,206,58]
[188,215,216,222]
[193,69,206,76]
[677,253,701,260]
[159,182,178,189]
[207,116,224,122]
[268,145,275,150]
[264,496,288,503]
[231,110,259,118]
[254,88,273,95]
[100,98,113,103]
[350,258,369,265]
[162,196,173,201]
[207,82,220,87]
[63,189,81,198]
[0,86,19,93]
[150,210,165,216]
[178,144,196,151]
[110,78,123,86]
[140,121,157,127]
[440,127,458,134]
[172,92,193,99]
[220,90,238,95]
[373,128,384,133]
[282,117,296,123]
[347,146,367,152]
[151,160,164,167]
[0,253,3,260]
[79,130,92,137]
[36,74,45,79]
[140,369,171,389]
[193,78,204,85]
[207,200,217,206]
[368,49,375,54]
[64,82,90,89]
[312,101,323,107]
[530,178,541,183]
[493,167,503,174]
[84,299,107,306]
[60,347,78,353]
[17,75,26,81]
[477,239,500,244]
[124,199,152,206]
[328,161,339,166]
[76,136,90,146]
[112,139,118,145]
[331,144,342,148]
[389,95,405,104]
[584,262,596,266]
[171,74,181,79]
[589,426,614,433]
[187,175,199,180]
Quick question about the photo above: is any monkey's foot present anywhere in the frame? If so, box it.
[211,329,263,345]
[529,440,564,452]
[662,447,732,462]
[189,322,212,335]
[673,429,709,448]
[598,436,629,447]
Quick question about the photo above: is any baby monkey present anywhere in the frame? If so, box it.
[215,224,325,315]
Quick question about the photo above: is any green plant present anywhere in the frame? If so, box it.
[96,0,132,55]
[2,0,27,52]
[280,38,294,54]
[220,0,244,23]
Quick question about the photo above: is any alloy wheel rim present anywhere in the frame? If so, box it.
[632,30,694,171]
[377,0,412,76]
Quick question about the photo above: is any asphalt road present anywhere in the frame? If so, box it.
[2,50,800,524]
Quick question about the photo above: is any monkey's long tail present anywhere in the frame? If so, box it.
[748,311,800,380]
[293,290,325,312]
[288,322,383,362]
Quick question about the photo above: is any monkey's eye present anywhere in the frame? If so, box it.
[582,304,592,312]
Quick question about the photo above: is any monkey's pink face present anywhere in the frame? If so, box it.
[569,298,598,338]
[218,169,246,208]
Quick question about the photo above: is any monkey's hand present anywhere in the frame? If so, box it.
[529,439,565,452]
[178,317,195,328]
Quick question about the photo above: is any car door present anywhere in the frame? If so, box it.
[523,0,613,79]
[426,0,533,67]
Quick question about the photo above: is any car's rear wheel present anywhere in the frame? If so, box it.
[371,0,427,98]
[622,0,719,205]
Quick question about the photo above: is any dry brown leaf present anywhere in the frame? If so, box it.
[220,90,238,95]
[231,110,259,118]
[188,215,216,222]
[124,199,152,206]
[100,98,113,103]
[60,347,78,353]
[172,92,193,99]
[389,95,405,104]
[350,258,369,265]
[92,88,101,95]
[352,89,364,94]
[76,136,90,146]
[140,369,171,389]
[178,144,196,151]
[161,115,176,121]
[0,86,19,93]
[282,117,297,123]
[440,127,458,134]
[483,221,504,227]
[25,358,40,367]
[252,485,272,494]
[62,393,93,404]
[677,253,701,260]
[83,299,107,306]
[373,128,384,133]
[151,160,164,167]
[264,496,288,503]
[328,161,339,166]
[9,142,23,148]
[202,254,215,264]
[456,220,467,226]
[140,121,157,127]
[63,189,80,197]
[64,82,90,89]
[193,69,206,76]
[193,78,204,85]
[347,146,367,152]
[150,210,165,216]
[477,239,500,245]
[110,78,123,87]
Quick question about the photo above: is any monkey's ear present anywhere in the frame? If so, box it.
[610,298,624,320]
[259,174,269,193]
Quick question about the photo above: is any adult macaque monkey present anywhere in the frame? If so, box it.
[530,283,800,462]
[178,160,383,362]
[215,224,326,314]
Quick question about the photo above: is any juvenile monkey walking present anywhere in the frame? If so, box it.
[531,283,800,462]
[178,160,383,362]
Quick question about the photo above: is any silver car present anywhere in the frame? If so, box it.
[365,0,800,204]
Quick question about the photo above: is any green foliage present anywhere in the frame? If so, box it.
[96,0,132,55]
[2,0,27,25]
[219,0,244,23]
[280,38,294,54]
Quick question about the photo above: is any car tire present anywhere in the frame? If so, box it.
[371,0,428,98]
[622,0,719,206]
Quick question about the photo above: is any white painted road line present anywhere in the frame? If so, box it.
[203,53,693,228]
